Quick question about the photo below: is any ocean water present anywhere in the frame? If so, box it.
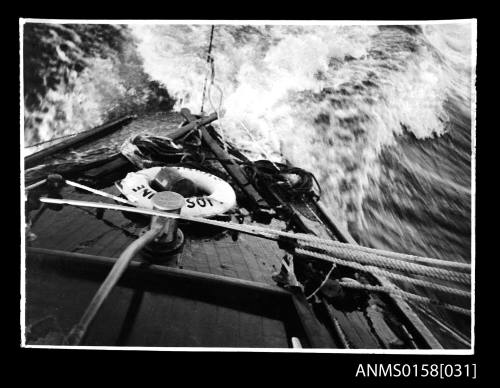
[22,22,475,341]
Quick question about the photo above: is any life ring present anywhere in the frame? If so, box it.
[115,166,237,218]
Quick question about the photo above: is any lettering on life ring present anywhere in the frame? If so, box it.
[116,166,237,218]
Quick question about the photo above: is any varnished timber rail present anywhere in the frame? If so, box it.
[169,112,218,140]
[24,115,137,169]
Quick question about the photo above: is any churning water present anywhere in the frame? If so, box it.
[22,21,475,268]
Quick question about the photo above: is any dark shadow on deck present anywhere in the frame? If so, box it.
[26,249,336,348]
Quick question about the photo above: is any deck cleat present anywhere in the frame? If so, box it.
[44,174,66,211]
[142,191,186,262]
[46,174,65,193]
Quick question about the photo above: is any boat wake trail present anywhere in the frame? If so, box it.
[129,23,474,262]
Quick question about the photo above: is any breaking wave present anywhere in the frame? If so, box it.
[22,22,474,264]
[129,23,473,261]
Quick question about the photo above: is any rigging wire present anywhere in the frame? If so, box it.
[37,195,471,315]
[200,25,215,115]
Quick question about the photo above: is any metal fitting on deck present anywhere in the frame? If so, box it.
[142,191,186,261]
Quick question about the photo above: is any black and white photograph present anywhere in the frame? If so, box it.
[21,19,476,353]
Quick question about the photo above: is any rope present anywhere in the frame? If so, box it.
[203,220,470,280]
[37,197,471,305]
[65,224,163,345]
[205,214,469,272]
[294,233,470,271]
[296,245,469,285]
[261,223,469,272]
[364,266,471,298]
[39,197,279,240]
[242,160,321,201]
[65,180,133,205]
[337,281,470,316]
[196,24,235,163]
[196,25,231,159]
[305,263,336,300]
[27,179,468,279]
[25,179,47,191]
[37,194,470,286]
[300,242,470,284]
[295,248,470,297]
[37,189,470,282]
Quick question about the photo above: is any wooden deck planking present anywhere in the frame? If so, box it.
[177,300,204,347]
[82,228,128,256]
[84,286,136,345]
[237,312,265,348]
[103,232,139,258]
[180,239,211,273]
[233,244,259,282]
[214,241,252,281]
[262,316,289,348]
[26,254,130,344]
[30,207,60,232]
[25,110,465,349]
[30,184,285,287]
[202,240,229,275]
[330,307,381,349]
[232,241,264,283]
[236,238,271,284]
[346,310,383,348]
[62,214,121,253]
[25,158,325,348]
[122,290,176,346]
[193,240,222,276]
[157,293,195,347]
[24,113,340,348]
[53,216,105,251]
[32,207,88,249]
[184,297,220,347]
[329,308,365,348]
[212,305,241,347]
[244,236,282,284]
